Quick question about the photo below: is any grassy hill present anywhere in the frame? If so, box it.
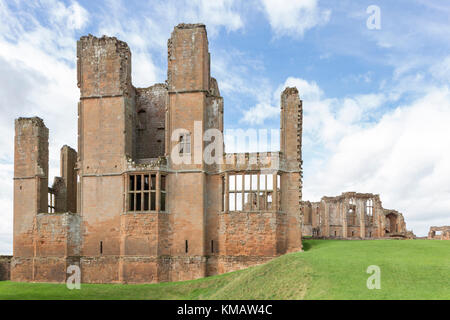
[1,239,449,300]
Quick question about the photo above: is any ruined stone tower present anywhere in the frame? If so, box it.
[12,118,80,282]
[11,23,304,284]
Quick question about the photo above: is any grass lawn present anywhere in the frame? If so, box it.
[0,239,449,300]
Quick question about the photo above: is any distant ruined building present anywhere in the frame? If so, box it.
[10,23,413,284]
[302,192,413,239]
[428,226,450,240]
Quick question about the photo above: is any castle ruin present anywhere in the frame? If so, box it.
[302,192,412,239]
[9,23,415,284]
[11,24,302,283]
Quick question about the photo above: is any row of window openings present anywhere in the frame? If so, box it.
[128,174,166,212]
[306,199,374,223]
[225,174,281,212]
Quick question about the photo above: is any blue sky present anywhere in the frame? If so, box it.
[1,0,450,253]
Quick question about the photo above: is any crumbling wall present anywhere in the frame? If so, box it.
[301,201,320,236]
[135,84,167,159]
[12,117,49,282]
[0,256,12,281]
[428,226,450,240]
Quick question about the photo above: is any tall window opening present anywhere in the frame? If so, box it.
[347,209,356,226]
[179,133,191,155]
[366,199,373,223]
[128,173,167,213]
[48,188,56,213]
[226,173,281,212]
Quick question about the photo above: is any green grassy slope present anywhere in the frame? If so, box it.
[0,239,448,300]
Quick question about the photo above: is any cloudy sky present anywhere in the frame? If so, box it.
[1,0,450,253]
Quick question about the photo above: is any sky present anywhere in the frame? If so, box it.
[1,0,450,253]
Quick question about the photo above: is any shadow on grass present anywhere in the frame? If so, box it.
[302,239,340,252]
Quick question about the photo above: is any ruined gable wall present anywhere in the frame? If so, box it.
[428,226,450,240]
[307,193,410,239]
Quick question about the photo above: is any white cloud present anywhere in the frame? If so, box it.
[302,85,450,237]
[430,56,450,83]
[240,75,450,237]
[277,77,323,101]
[261,0,331,37]
[48,0,89,30]
[240,77,324,126]
[241,103,279,125]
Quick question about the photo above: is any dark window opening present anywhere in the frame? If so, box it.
[128,174,166,213]
[100,241,103,255]
[179,133,191,155]
[160,175,166,212]
[144,193,149,211]
[211,240,214,253]
[136,193,142,211]
[185,240,188,253]
[226,173,281,212]
[151,192,156,211]
[144,175,149,190]
[160,192,166,211]
[130,175,135,191]
[136,175,142,191]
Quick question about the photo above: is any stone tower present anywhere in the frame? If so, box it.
[76,35,135,282]
[12,117,49,280]
[166,24,212,279]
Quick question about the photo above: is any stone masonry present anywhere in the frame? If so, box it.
[11,24,303,284]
